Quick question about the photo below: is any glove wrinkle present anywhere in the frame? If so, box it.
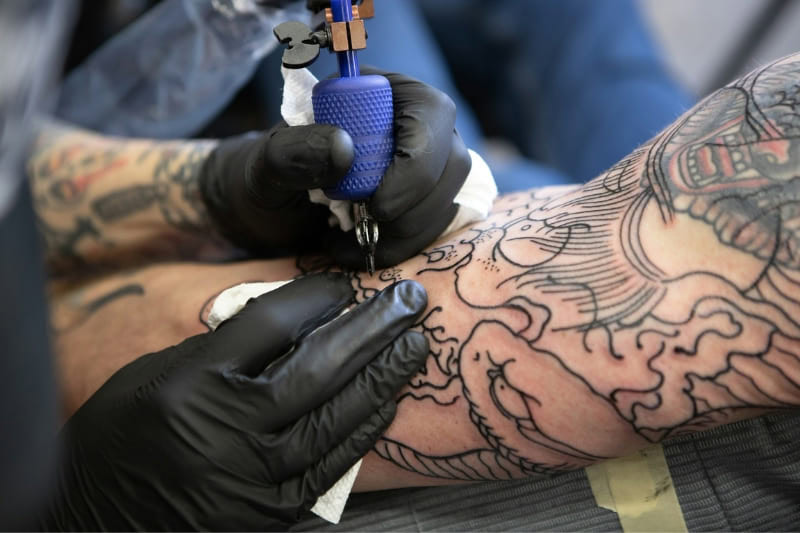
[211,273,354,376]
[260,280,427,431]
[298,401,397,517]
[275,328,428,480]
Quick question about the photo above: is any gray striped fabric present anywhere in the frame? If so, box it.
[292,412,800,532]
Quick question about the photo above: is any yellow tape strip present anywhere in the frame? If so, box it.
[586,444,687,532]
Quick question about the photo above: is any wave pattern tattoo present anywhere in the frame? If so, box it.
[354,56,800,481]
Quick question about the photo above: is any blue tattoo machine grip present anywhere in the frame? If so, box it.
[313,74,394,201]
[274,0,390,272]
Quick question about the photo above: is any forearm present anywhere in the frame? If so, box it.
[28,122,229,275]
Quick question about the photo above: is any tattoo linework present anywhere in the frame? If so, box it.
[31,131,219,274]
[51,283,145,334]
[32,140,127,208]
[352,57,800,481]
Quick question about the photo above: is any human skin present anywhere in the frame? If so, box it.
[28,121,230,277]
[44,53,800,491]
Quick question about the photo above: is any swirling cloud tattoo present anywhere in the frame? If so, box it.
[352,56,800,481]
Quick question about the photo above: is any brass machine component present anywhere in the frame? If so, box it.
[325,0,372,52]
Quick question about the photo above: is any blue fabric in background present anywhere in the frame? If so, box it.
[59,0,694,193]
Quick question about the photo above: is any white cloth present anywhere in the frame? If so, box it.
[204,68,501,525]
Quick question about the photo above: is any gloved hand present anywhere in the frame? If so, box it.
[41,274,429,531]
[199,69,471,268]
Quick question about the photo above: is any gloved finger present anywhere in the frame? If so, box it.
[210,273,354,375]
[361,69,458,221]
[376,203,460,268]
[269,330,427,480]
[258,402,395,524]
[378,129,471,238]
[328,130,469,269]
[296,401,397,520]
[248,123,354,199]
[257,280,427,432]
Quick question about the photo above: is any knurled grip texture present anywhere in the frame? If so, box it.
[312,74,394,201]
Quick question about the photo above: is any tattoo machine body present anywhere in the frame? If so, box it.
[274,0,393,274]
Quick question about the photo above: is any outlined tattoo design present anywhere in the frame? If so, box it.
[34,213,107,274]
[356,57,800,481]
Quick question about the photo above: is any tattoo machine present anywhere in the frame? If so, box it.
[274,0,392,275]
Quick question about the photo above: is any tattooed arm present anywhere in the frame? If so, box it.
[50,53,800,489]
[355,53,800,487]
[353,53,800,487]
[28,122,230,276]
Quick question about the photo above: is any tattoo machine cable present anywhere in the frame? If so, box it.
[274,0,393,275]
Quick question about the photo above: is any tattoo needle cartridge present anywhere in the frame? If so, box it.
[354,201,378,274]
[273,0,394,275]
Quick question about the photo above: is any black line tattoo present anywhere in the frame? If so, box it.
[350,56,800,481]
[52,283,145,334]
[32,143,126,209]
[34,214,106,274]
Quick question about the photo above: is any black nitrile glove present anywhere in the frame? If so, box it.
[200,121,355,254]
[41,274,429,531]
[199,69,471,267]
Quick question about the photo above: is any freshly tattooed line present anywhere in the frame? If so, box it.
[347,57,800,481]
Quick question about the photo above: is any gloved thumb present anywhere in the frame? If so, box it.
[247,123,355,199]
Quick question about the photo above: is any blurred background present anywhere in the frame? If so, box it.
[54,0,800,190]
[640,0,800,97]
[63,0,800,101]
